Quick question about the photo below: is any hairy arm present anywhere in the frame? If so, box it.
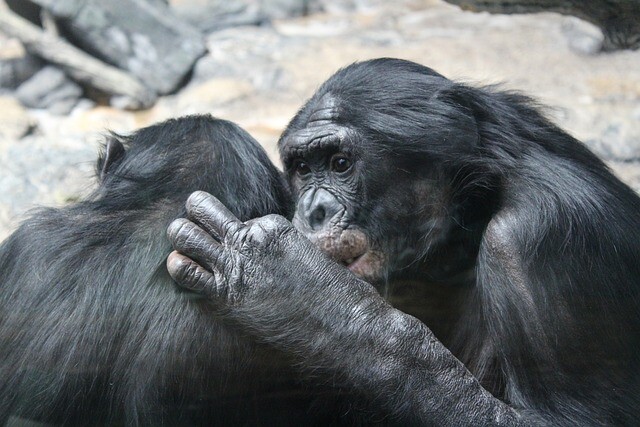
[167,191,532,426]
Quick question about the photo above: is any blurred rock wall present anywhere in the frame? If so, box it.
[0,0,638,239]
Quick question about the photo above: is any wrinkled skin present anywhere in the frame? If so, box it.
[168,59,640,426]
[167,191,523,426]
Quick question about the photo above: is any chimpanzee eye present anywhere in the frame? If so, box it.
[331,155,352,173]
[293,160,311,176]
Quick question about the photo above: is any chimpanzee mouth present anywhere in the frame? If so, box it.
[308,228,386,281]
[343,250,387,283]
[342,252,365,267]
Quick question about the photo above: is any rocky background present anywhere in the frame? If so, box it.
[0,0,639,240]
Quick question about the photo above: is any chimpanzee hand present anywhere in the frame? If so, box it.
[167,190,295,306]
[167,191,382,323]
[166,191,525,426]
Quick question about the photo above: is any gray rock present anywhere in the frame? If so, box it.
[189,26,300,93]
[15,66,83,115]
[191,54,291,93]
[608,161,640,194]
[171,0,321,33]
[172,1,266,32]
[561,17,603,55]
[32,0,206,95]
[0,133,96,240]
[259,0,321,20]
[0,55,43,90]
[587,124,640,162]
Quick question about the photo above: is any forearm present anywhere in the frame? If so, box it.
[231,271,529,426]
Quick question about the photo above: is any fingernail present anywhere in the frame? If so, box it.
[166,251,185,273]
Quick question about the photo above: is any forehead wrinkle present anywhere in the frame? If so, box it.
[283,124,350,157]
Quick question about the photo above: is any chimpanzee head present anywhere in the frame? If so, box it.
[97,114,292,222]
[279,59,485,284]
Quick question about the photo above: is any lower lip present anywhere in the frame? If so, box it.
[346,253,366,271]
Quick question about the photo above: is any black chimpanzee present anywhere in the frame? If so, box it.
[0,115,359,425]
[167,59,640,426]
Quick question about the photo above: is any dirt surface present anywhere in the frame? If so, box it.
[0,0,638,240]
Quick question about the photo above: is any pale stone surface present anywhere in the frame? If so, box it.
[0,0,639,239]
[0,96,34,140]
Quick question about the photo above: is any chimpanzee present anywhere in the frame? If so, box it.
[0,115,357,425]
[167,59,640,426]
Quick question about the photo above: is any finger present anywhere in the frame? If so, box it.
[166,251,220,298]
[167,218,226,271]
[185,191,243,242]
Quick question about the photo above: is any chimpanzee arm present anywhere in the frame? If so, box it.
[167,191,536,426]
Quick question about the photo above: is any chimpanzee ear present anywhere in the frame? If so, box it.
[98,135,126,181]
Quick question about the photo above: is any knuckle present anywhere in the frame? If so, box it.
[234,215,295,253]
[249,222,270,243]
[278,221,300,242]
[183,262,218,295]
[184,229,205,249]
[223,259,236,276]
[222,218,239,234]
[227,226,248,249]
[256,215,293,238]
[186,265,202,285]
[204,273,218,296]
[241,223,276,252]
[179,261,202,288]
[263,214,292,231]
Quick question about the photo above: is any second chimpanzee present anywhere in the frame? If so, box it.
[167,59,640,426]
[0,115,356,425]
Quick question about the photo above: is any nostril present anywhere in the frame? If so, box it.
[299,188,341,232]
[309,206,326,230]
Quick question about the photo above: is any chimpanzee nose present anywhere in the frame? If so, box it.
[309,205,327,230]
[298,188,342,232]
